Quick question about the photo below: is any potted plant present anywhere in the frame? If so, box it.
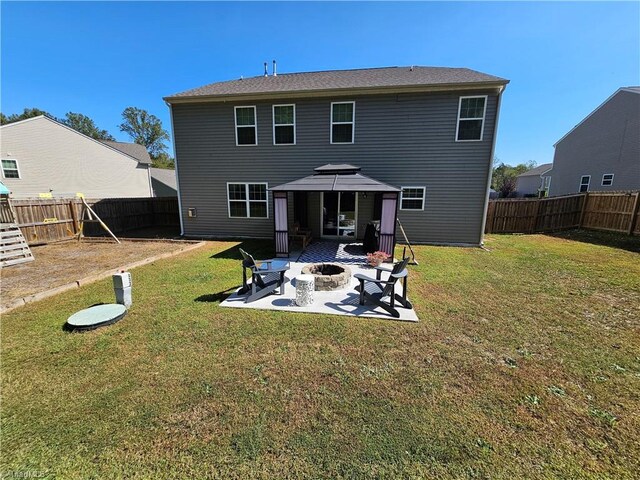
[366,250,390,267]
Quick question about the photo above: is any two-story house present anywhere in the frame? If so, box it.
[164,66,508,256]
[550,87,640,196]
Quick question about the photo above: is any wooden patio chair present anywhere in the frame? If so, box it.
[354,257,412,318]
[238,248,290,303]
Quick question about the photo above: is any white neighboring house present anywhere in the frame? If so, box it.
[515,163,553,197]
[0,116,153,198]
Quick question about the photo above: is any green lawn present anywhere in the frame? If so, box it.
[2,232,639,479]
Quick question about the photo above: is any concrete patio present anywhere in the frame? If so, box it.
[220,241,418,322]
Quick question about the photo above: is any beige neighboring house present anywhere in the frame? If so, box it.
[0,116,153,199]
[149,168,177,197]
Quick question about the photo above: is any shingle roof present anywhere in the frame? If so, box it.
[165,66,508,101]
[101,141,152,165]
[517,163,553,177]
[150,167,177,190]
[271,164,400,192]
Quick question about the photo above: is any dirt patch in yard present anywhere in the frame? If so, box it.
[0,240,187,307]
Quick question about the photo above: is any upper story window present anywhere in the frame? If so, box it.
[1,159,20,179]
[579,175,590,192]
[273,105,295,145]
[331,101,355,144]
[227,182,268,218]
[601,174,614,186]
[456,96,487,141]
[400,187,426,210]
[234,106,257,146]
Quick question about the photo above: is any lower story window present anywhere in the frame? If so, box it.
[602,174,614,186]
[579,175,590,193]
[400,187,425,210]
[228,183,268,218]
[1,159,20,179]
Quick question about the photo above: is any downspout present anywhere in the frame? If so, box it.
[479,85,506,246]
[166,101,185,236]
[147,164,154,197]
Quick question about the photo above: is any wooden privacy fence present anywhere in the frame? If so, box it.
[1,197,180,245]
[485,192,640,236]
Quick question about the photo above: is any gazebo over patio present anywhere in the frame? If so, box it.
[270,164,401,258]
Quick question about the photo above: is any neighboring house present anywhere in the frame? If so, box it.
[101,140,152,164]
[0,116,153,198]
[549,87,640,196]
[164,66,508,253]
[150,168,177,197]
[515,163,553,197]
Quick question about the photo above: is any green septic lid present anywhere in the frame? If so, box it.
[66,304,127,332]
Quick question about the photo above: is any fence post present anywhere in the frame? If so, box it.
[579,192,589,228]
[69,200,79,235]
[628,192,640,235]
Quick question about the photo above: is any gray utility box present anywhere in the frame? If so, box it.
[113,271,132,308]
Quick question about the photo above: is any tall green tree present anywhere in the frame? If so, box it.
[119,107,170,158]
[492,159,537,198]
[151,152,175,169]
[0,107,57,125]
[62,112,115,141]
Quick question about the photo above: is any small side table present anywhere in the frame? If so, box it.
[295,274,315,306]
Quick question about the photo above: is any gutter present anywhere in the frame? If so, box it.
[166,102,185,236]
[480,84,506,246]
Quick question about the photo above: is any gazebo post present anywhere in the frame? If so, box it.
[379,192,398,259]
[273,191,289,257]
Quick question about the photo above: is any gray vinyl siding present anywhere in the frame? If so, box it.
[172,90,499,245]
[1,117,152,198]
[550,90,640,196]
[515,175,543,196]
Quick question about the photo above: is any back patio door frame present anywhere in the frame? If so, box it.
[320,191,358,241]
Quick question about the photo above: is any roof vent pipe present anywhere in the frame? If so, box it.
[273,60,277,76]
[264,62,268,77]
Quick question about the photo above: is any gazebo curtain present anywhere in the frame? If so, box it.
[274,192,289,257]
[379,192,398,257]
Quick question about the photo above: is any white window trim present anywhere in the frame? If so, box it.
[330,101,355,144]
[400,186,426,211]
[226,182,269,219]
[272,104,296,145]
[579,175,591,192]
[455,95,487,142]
[601,173,614,186]
[1,158,21,179]
[234,106,257,146]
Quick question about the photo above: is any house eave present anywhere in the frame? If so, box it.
[163,81,509,104]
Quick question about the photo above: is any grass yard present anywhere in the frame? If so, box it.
[1,232,639,479]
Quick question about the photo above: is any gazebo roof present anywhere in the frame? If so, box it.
[270,164,400,192]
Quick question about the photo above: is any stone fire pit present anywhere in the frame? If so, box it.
[301,263,352,291]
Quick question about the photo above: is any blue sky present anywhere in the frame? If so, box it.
[2,1,638,166]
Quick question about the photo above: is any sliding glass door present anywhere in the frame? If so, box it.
[321,192,357,239]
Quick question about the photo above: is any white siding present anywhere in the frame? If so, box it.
[0,117,152,198]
